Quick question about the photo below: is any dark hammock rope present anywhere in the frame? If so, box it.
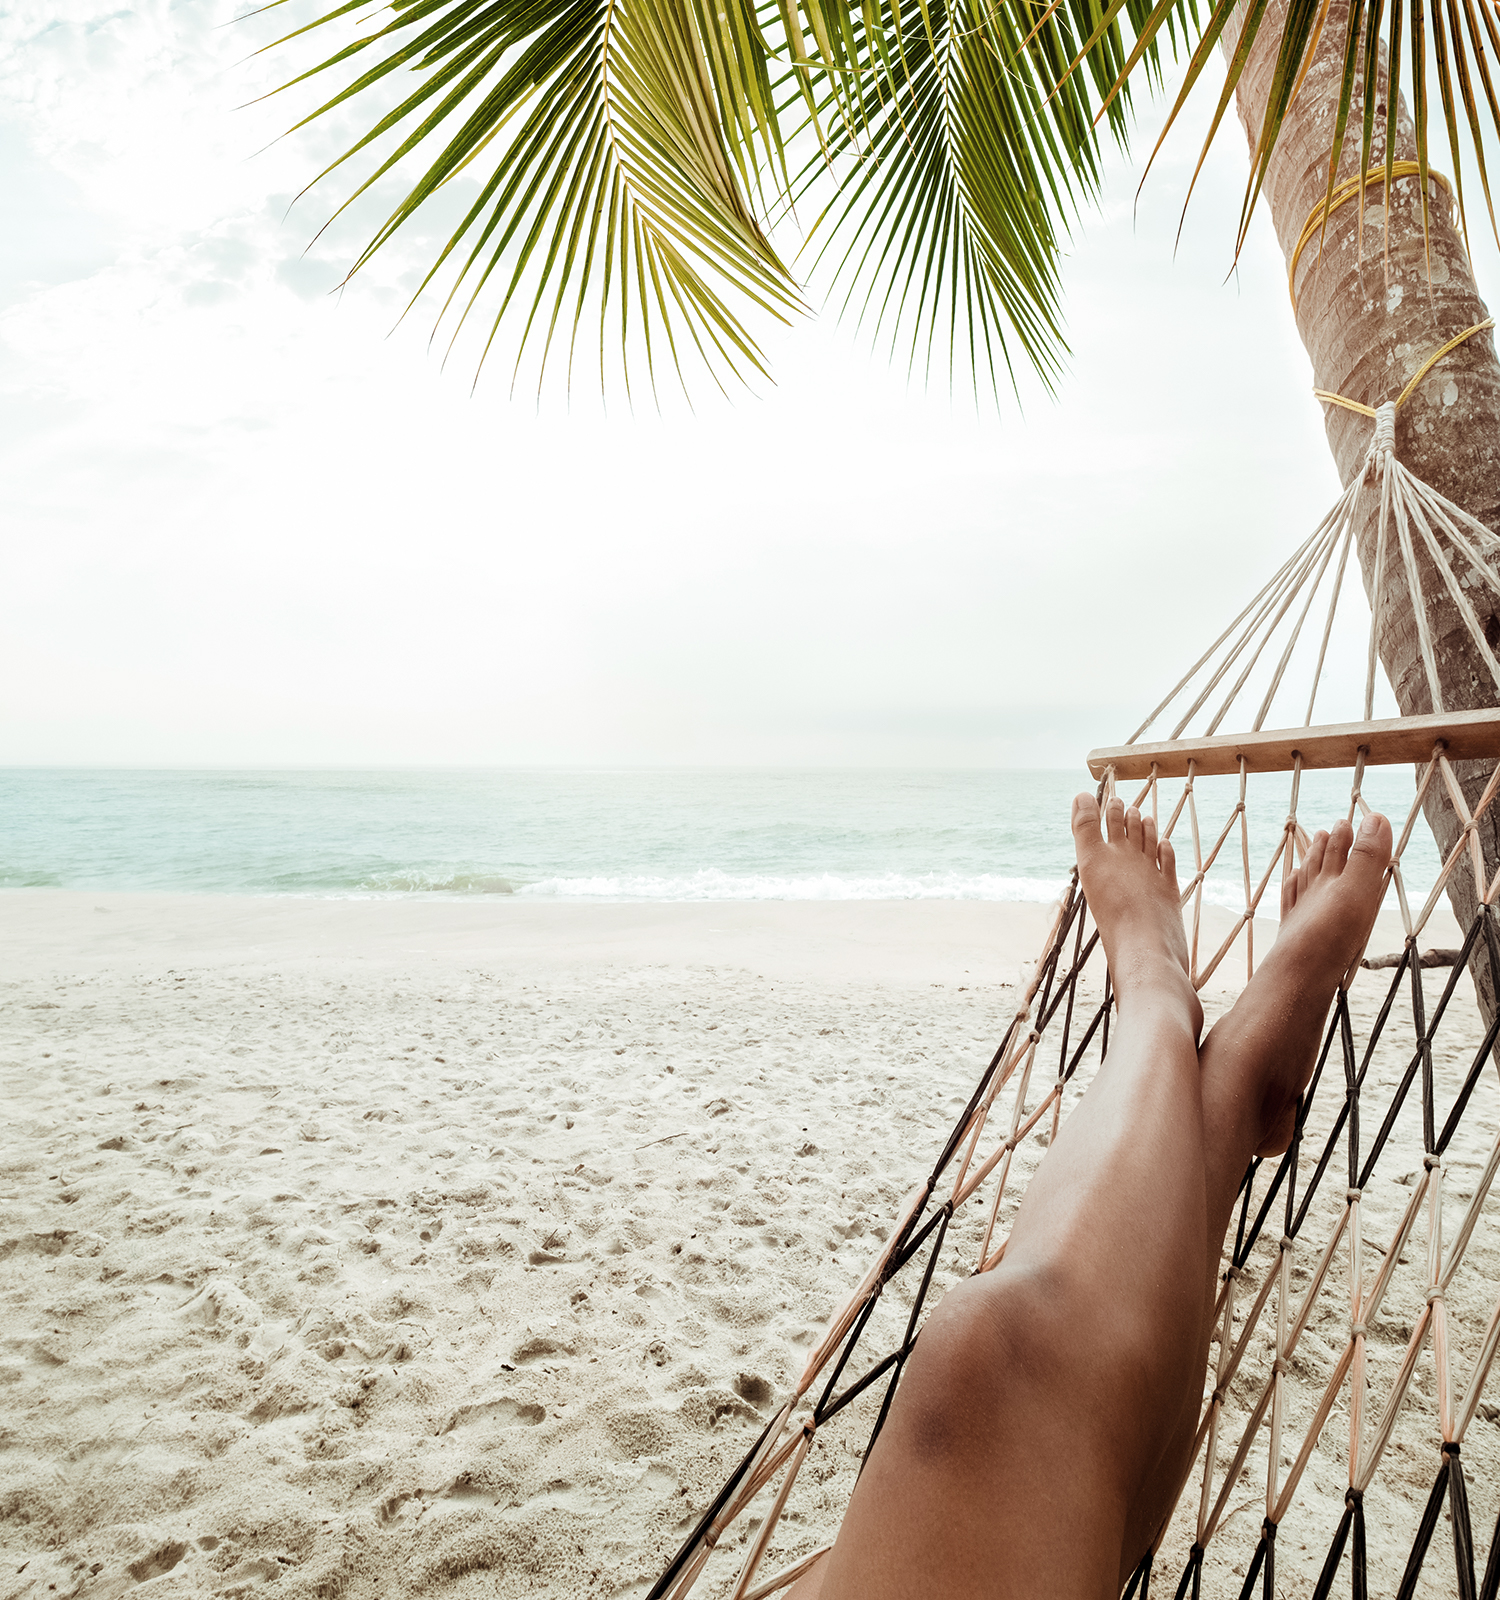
[923,873,1084,1183]
[1482,1488,1500,1600]
[1310,1490,1364,1600]
[1395,1442,1476,1600]
[1122,1547,1153,1599]
[1232,1518,1276,1600]
[646,1404,789,1599]
[860,1203,953,1469]
[1172,1542,1205,1600]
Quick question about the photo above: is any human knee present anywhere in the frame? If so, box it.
[893,1265,1073,1461]
[899,1259,1194,1456]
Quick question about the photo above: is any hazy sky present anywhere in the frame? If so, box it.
[6,1,1493,769]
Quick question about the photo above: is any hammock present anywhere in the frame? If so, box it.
[646,322,1500,1600]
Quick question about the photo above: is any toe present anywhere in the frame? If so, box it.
[1303,828,1329,879]
[1106,797,1127,844]
[1345,812,1393,886]
[1281,870,1298,919]
[1324,818,1354,875]
[1143,814,1159,863]
[1159,835,1179,898]
[1125,806,1143,849]
[1072,794,1105,865]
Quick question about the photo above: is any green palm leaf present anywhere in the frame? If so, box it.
[258,0,807,397]
[788,0,1085,395]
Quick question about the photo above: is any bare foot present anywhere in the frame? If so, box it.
[1259,814,1393,1154]
[1072,794,1201,1038]
[1189,812,1394,1164]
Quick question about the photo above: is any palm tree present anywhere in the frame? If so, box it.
[1230,0,1500,1012]
[261,0,1500,991]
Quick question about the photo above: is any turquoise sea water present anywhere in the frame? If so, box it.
[0,768,1442,906]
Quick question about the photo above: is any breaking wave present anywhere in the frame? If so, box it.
[519,870,1069,901]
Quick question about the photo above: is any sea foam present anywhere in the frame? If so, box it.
[516,868,1273,909]
[524,869,1063,902]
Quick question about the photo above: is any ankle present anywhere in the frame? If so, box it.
[1112,954,1203,1037]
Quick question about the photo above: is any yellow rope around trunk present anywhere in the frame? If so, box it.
[1290,161,1454,310]
[1313,317,1496,419]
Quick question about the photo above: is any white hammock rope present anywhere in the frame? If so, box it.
[645,327,1500,1600]
[1126,318,1500,748]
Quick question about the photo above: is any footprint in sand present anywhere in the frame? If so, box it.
[125,1540,188,1581]
[442,1397,546,1432]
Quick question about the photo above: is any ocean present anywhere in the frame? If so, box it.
[0,767,1445,908]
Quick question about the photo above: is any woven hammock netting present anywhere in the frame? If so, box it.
[646,340,1500,1600]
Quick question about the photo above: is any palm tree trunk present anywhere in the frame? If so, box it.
[1229,0,1500,1014]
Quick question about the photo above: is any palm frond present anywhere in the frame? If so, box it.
[783,0,1221,398]
[788,0,1087,396]
[261,0,807,398]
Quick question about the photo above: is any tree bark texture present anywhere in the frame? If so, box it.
[1229,0,1500,1015]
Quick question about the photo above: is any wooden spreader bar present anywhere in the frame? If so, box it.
[1088,707,1500,781]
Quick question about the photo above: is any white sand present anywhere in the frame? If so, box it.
[2,890,1496,1600]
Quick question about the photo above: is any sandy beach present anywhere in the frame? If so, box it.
[3,889,1496,1600]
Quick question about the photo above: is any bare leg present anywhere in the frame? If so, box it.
[1125,810,1393,1554]
[787,799,1390,1600]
